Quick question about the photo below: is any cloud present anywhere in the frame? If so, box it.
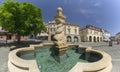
[80,9,94,14]
[80,9,87,14]
[63,0,83,5]
[94,2,101,7]
[96,20,101,24]
[90,0,102,7]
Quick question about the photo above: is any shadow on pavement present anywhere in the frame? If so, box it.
[0,40,42,51]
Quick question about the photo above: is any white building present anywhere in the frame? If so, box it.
[102,29,111,42]
[46,20,80,43]
[115,32,120,40]
[80,25,103,42]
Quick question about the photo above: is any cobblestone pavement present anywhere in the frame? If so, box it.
[0,42,120,72]
[0,47,10,72]
[0,39,41,72]
[81,42,120,72]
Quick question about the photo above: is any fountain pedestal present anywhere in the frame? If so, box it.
[54,46,67,56]
[53,46,68,62]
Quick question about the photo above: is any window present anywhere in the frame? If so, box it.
[50,28,52,32]
[68,28,70,34]
[75,29,77,34]
[1,27,3,30]
[85,29,87,33]
[90,30,92,34]
[82,31,84,34]
[97,32,98,35]
[94,31,96,34]
[94,31,98,35]
[68,26,70,28]
[54,28,55,31]
[88,29,91,34]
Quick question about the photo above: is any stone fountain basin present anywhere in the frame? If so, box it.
[8,43,112,72]
[70,48,112,72]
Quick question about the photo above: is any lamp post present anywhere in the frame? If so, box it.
[30,24,34,39]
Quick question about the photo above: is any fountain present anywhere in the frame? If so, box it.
[52,7,68,62]
[8,7,112,72]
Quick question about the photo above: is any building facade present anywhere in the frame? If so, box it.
[102,29,111,42]
[46,21,80,43]
[0,26,7,40]
[0,26,26,40]
[80,25,103,42]
[115,32,120,40]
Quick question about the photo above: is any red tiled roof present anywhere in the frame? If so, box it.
[80,25,102,32]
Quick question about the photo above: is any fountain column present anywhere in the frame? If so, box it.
[53,7,68,62]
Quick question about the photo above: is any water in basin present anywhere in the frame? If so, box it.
[35,46,88,72]
[18,46,102,72]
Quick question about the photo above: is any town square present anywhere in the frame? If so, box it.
[0,0,120,72]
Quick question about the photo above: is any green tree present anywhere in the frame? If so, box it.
[0,1,46,43]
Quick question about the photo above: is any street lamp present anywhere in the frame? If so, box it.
[30,24,34,39]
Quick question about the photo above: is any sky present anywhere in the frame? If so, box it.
[0,0,120,35]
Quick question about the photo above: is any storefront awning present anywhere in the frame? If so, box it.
[37,33,48,36]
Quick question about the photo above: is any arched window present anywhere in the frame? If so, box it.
[67,36,72,42]
[89,36,92,42]
[93,36,96,42]
[97,37,99,42]
[51,35,54,41]
[74,36,79,42]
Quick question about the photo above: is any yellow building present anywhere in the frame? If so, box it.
[80,25,102,42]
[46,21,80,43]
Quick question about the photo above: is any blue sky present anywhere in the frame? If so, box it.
[0,0,120,35]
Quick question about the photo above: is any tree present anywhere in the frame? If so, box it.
[0,1,46,43]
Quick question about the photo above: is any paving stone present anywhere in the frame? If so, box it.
[81,42,120,72]
[0,47,9,72]
[0,42,120,72]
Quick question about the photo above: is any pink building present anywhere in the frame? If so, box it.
[0,26,7,40]
[0,26,26,40]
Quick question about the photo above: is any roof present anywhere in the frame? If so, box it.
[80,25,102,32]
[102,29,110,33]
[116,32,120,35]
[64,22,80,26]
[46,21,80,27]
[46,21,56,26]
